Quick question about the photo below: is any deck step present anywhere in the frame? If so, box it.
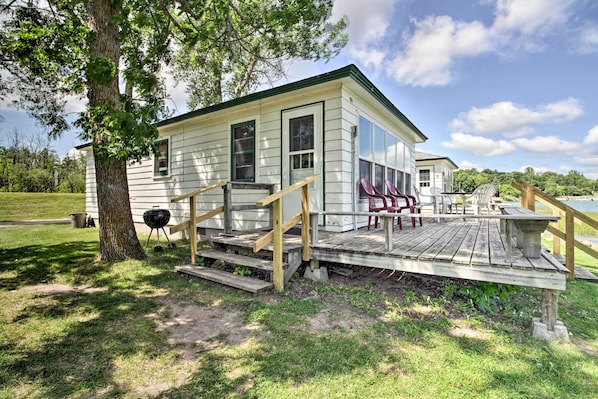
[197,249,286,271]
[176,265,273,293]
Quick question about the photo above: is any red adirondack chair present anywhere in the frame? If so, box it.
[360,178,405,230]
[386,180,423,227]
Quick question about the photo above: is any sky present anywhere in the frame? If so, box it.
[1,0,598,178]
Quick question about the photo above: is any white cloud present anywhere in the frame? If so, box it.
[584,125,598,144]
[458,160,484,170]
[448,98,584,136]
[576,24,598,53]
[512,135,580,153]
[492,0,574,36]
[387,16,493,86]
[442,132,516,156]
[333,0,395,71]
[383,0,576,87]
[334,0,394,47]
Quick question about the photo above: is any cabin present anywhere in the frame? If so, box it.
[79,64,427,236]
[78,64,572,342]
[415,151,458,195]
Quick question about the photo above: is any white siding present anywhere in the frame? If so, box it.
[83,76,423,235]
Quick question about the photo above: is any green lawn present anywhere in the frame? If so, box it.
[1,223,597,399]
[0,192,85,221]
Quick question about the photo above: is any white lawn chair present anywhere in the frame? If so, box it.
[430,187,453,214]
[467,184,497,214]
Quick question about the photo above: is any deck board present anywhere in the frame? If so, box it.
[312,219,567,290]
[471,219,490,265]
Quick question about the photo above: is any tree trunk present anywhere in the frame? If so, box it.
[88,0,145,261]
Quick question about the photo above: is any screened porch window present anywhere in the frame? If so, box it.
[231,120,255,182]
[358,115,409,198]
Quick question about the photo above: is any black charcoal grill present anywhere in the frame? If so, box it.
[143,207,175,251]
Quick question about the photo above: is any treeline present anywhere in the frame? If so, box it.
[454,167,597,199]
[0,130,85,193]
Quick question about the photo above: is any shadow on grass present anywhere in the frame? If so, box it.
[0,289,171,398]
[0,241,99,289]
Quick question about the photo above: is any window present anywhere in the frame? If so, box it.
[419,169,431,187]
[387,168,395,189]
[358,115,412,198]
[359,159,371,198]
[374,164,385,192]
[396,171,405,193]
[231,120,255,182]
[154,138,169,177]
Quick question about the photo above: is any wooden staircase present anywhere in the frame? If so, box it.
[176,232,304,293]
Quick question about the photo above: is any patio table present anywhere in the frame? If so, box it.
[442,191,471,214]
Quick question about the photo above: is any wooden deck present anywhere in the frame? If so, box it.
[310,219,569,290]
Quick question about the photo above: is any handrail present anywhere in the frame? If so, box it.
[170,181,228,264]
[254,173,320,292]
[169,181,274,264]
[171,182,227,203]
[512,179,598,278]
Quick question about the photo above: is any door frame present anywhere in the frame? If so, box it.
[281,102,324,222]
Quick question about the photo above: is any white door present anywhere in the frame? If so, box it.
[281,104,323,222]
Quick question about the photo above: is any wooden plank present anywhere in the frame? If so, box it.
[434,222,472,261]
[211,232,303,252]
[272,199,284,292]
[171,181,227,203]
[175,265,273,293]
[253,212,302,253]
[256,174,320,206]
[488,219,510,267]
[451,221,480,264]
[197,249,280,271]
[470,219,490,265]
[418,224,462,260]
[565,208,575,278]
[401,222,455,259]
[309,248,566,290]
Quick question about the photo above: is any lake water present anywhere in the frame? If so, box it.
[532,200,598,245]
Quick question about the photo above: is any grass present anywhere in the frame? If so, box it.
[1,223,597,398]
[0,192,85,221]
[0,194,596,398]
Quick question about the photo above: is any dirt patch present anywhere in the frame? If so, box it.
[306,304,377,332]
[151,298,262,359]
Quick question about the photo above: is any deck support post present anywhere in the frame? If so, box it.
[223,182,233,235]
[382,215,393,251]
[532,289,569,342]
[190,196,197,265]
[272,199,283,292]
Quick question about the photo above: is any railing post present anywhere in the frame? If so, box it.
[383,215,393,251]
[565,208,575,279]
[190,196,197,264]
[553,208,561,256]
[526,186,535,211]
[310,212,319,244]
[301,184,311,261]
[272,198,283,292]
[268,184,274,230]
[223,182,233,235]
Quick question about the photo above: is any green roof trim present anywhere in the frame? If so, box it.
[158,64,428,141]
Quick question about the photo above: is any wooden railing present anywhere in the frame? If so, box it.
[512,179,598,278]
[170,181,275,264]
[253,174,320,292]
